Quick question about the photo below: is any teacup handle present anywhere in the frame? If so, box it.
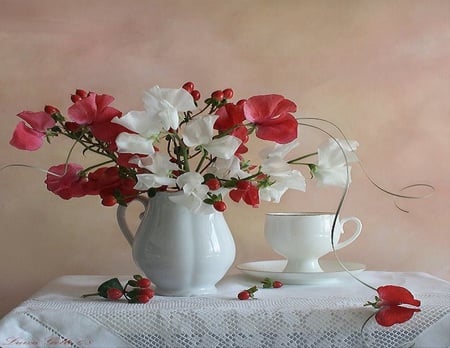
[334,217,362,250]
[116,196,149,246]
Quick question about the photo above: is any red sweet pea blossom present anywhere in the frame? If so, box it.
[67,92,127,143]
[243,94,298,144]
[229,180,259,207]
[215,103,249,155]
[376,285,421,307]
[45,163,87,199]
[83,166,139,204]
[10,111,56,151]
[375,305,421,327]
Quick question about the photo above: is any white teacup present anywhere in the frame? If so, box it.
[264,212,362,273]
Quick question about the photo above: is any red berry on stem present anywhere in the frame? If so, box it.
[222,88,234,99]
[206,178,221,190]
[238,290,251,300]
[182,82,194,93]
[106,288,123,300]
[44,105,60,115]
[213,201,227,212]
[75,89,88,98]
[101,195,117,206]
[191,90,201,101]
[71,94,82,103]
[211,90,224,102]
[137,278,151,288]
[139,288,155,299]
[273,280,283,288]
[136,294,150,303]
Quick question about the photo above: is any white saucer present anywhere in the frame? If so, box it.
[236,259,366,285]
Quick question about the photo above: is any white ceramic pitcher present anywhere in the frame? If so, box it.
[117,191,236,296]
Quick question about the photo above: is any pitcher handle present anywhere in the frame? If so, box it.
[335,217,362,250]
[116,196,149,246]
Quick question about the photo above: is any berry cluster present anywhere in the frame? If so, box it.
[237,277,283,300]
[82,275,154,303]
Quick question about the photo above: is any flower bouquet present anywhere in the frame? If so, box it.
[9,82,358,213]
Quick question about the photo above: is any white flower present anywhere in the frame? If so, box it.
[112,86,196,155]
[143,85,197,131]
[133,153,178,190]
[183,115,241,159]
[259,141,306,203]
[208,156,247,180]
[314,138,359,188]
[168,172,214,214]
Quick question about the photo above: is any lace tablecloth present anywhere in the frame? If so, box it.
[0,271,449,348]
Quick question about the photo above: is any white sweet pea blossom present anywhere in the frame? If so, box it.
[259,141,306,203]
[112,86,196,155]
[314,138,359,188]
[183,115,241,160]
[133,152,178,190]
[143,86,197,131]
[168,172,214,214]
[208,156,247,180]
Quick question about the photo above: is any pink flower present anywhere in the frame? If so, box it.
[67,93,126,143]
[376,285,421,307]
[10,111,56,151]
[45,163,87,199]
[243,94,298,144]
[375,305,421,327]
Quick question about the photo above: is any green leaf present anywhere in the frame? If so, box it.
[97,278,124,298]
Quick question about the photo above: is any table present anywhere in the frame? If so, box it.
[0,271,448,348]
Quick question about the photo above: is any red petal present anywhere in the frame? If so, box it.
[9,122,45,151]
[377,285,421,307]
[45,163,86,199]
[17,111,56,132]
[254,113,298,144]
[229,189,243,203]
[375,305,421,327]
[68,93,97,125]
[244,95,285,123]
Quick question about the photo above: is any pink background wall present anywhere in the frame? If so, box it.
[1,0,449,317]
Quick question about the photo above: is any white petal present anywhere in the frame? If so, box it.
[115,133,155,155]
[260,140,299,159]
[204,135,241,159]
[134,173,176,190]
[315,166,352,188]
[182,115,218,147]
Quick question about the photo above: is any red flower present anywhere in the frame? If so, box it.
[67,92,127,143]
[229,180,259,207]
[376,285,421,307]
[243,94,298,144]
[84,167,138,204]
[45,163,87,199]
[214,103,246,131]
[10,111,56,151]
[375,305,421,327]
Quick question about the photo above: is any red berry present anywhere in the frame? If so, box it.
[139,288,155,299]
[137,278,151,288]
[101,195,117,206]
[71,94,82,103]
[136,294,150,303]
[191,90,201,101]
[213,201,227,212]
[106,288,123,300]
[206,178,221,190]
[222,88,234,99]
[273,281,283,288]
[182,82,194,93]
[75,89,88,98]
[211,90,224,102]
[238,290,251,300]
[44,105,60,115]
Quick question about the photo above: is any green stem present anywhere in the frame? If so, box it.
[288,152,317,164]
